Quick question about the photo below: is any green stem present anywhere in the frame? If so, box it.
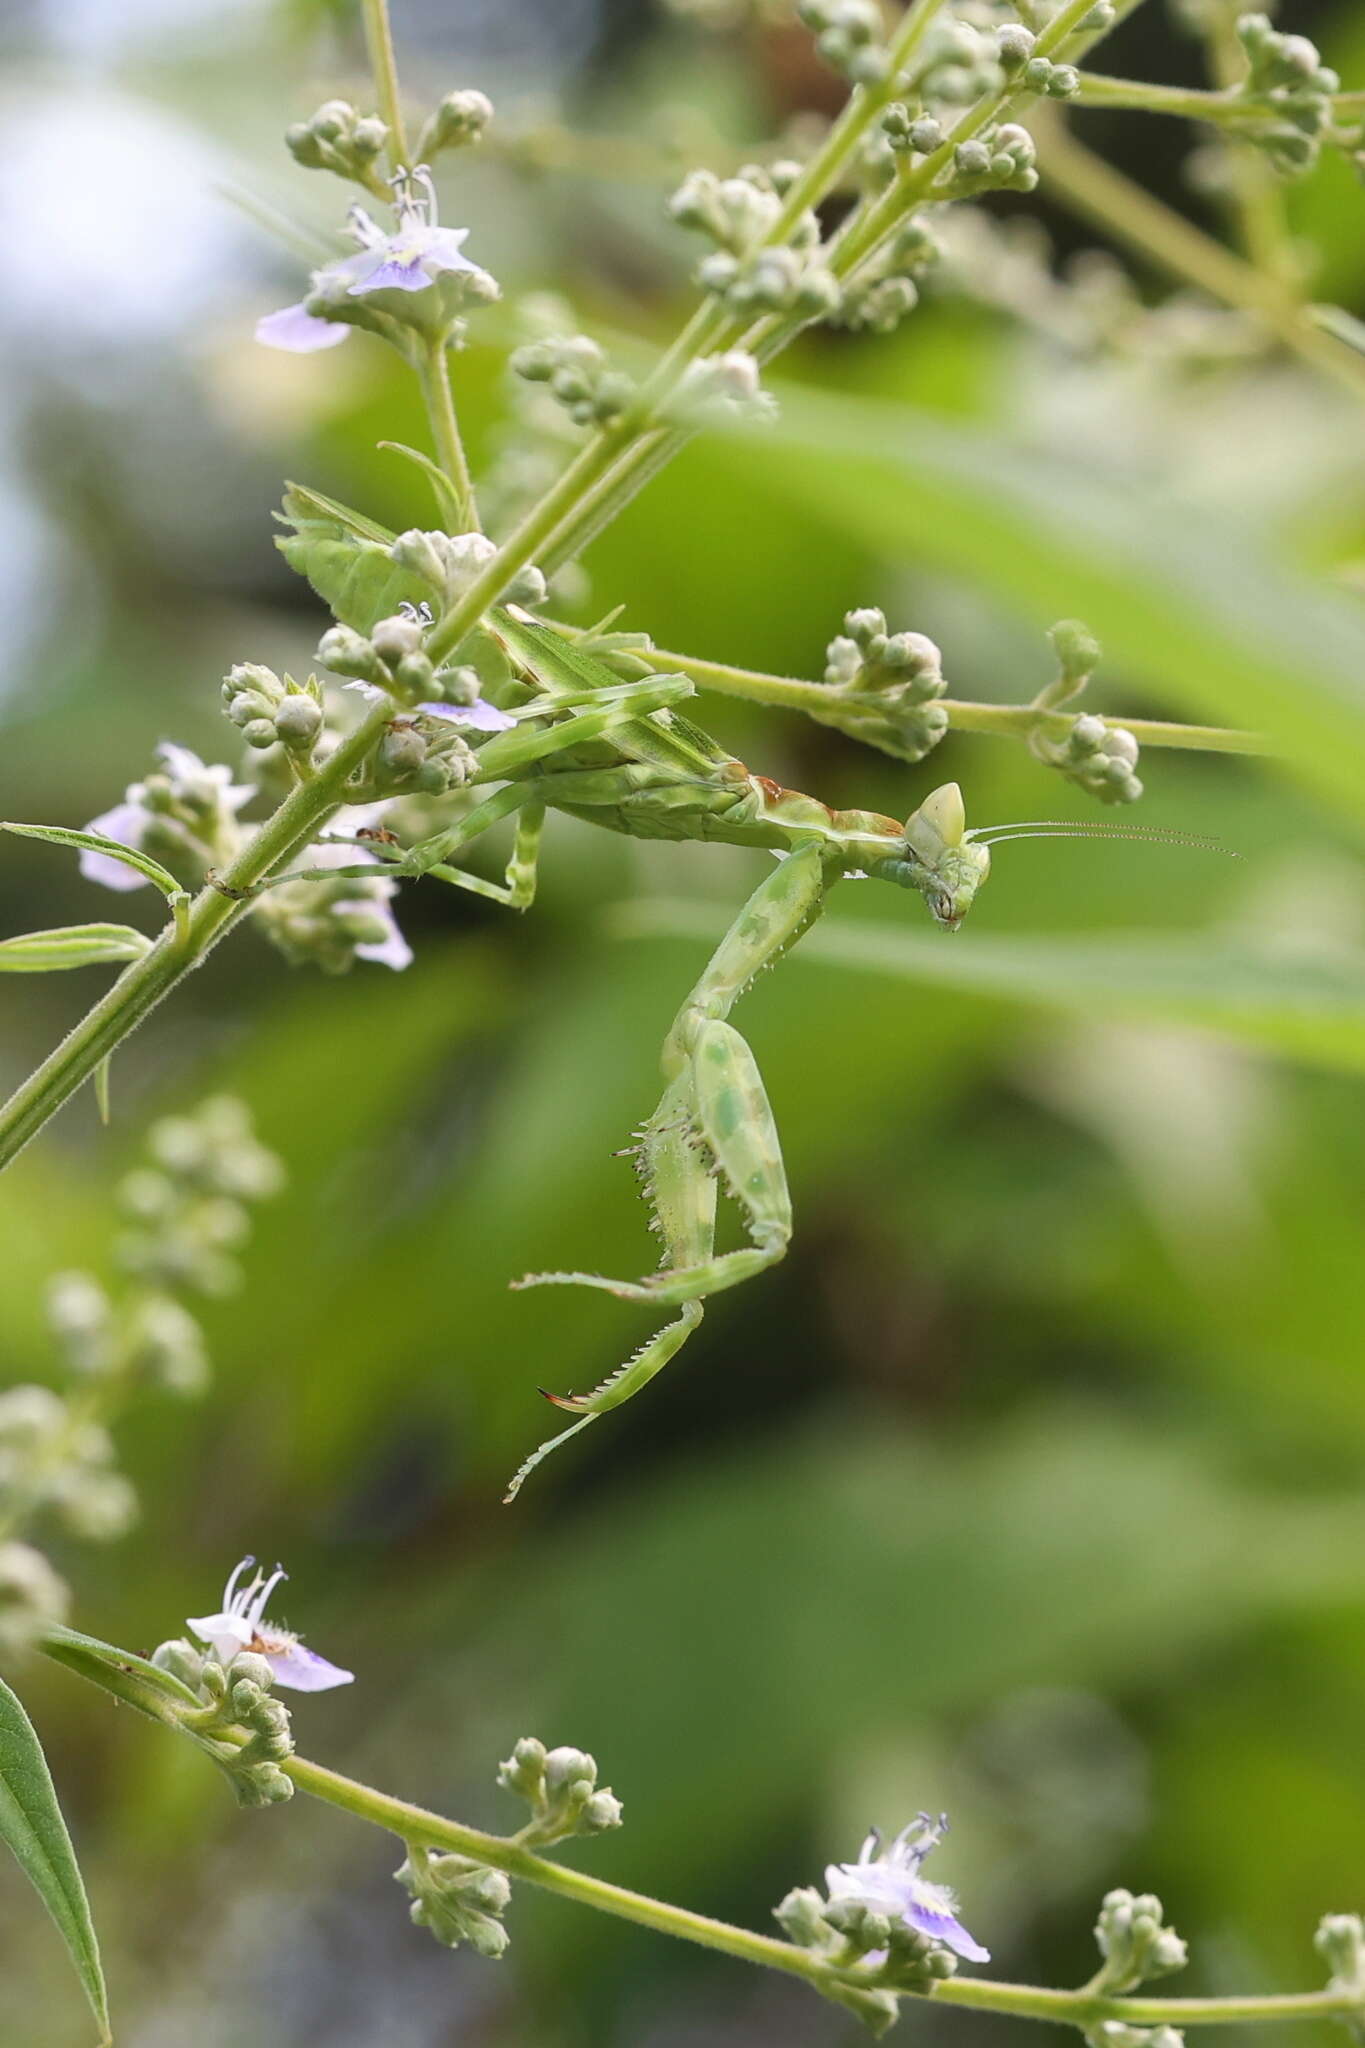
[1032,111,1365,400]
[641,647,1267,754]
[0,698,394,1172]
[33,1632,1365,2035]
[416,335,479,530]
[1070,75,1263,123]
[360,0,412,171]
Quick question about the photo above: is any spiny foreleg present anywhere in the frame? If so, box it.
[516,842,832,1309]
[503,1076,714,1500]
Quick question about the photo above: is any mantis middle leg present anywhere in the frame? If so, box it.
[507,841,837,1489]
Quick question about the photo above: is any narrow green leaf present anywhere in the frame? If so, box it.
[378,440,464,529]
[2,823,183,901]
[617,900,1365,1074]
[0,924,152,973]
[0,1676,110,2043]
[41,1624,202,1711]
[93,1058,112,1125]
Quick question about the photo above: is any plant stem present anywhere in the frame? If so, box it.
[1200,1,1299,294]
[32,1632,1365,2036]
[416,335,479,530]
[1071,75,1258,122]
[639,647,1267,754]
[0,698,394,1171]
[1031,110,1365,400]
[360,0,412,171]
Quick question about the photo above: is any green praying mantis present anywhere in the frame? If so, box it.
[272,486,1215,1497]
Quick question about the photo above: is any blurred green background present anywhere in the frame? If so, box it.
[3,0,1365,2042]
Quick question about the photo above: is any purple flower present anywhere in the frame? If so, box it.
[81,744,253,892]
[187,1556,353,1693]
[418,696,515,732]
[825,1815,990,1963]
[256,168,486,354]
[342,677,516,733]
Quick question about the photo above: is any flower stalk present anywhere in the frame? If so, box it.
[33,1627,1365,2040]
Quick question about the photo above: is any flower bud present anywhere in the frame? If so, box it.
[274,694,323,747]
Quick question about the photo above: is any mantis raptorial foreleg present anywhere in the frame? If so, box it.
[508,843,835,1487]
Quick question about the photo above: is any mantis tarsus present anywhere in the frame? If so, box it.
[270,492,1225,1497]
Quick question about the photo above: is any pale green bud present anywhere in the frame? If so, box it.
[274,694,323,747]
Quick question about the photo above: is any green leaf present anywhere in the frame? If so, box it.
[618,900,1365,1074]
[378,440,464,529]
[758,386,1365,823]
[1,823,183,901]
[0,1676,110,2043]
[0,924,152,973]
[275,481,429,633]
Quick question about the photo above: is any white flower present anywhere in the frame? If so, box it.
[81,743,252,892]
[825,1814,990,1962]
[187,1556,353,1692]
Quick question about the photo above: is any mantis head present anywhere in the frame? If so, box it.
[874,785,1233,930]
[889,782,991,930]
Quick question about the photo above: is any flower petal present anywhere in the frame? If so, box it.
[265,1643,354,1691]
[418,697,516,732]
[256,302,350,352]
[352,903,414,971]
[348,257,429,296]
[80,803,152,891]
[902,1897,990,1963]
[423,227,476,274]
[186,1610,253,1662]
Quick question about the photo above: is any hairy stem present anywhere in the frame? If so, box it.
[416,334,480,530]
[0,698,394,1171]
[639,647,1267,755]
[360,0,412,171]
[34,1629,1365,2037]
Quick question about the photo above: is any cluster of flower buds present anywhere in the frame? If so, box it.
[671,163,839,320]
[664,349,777,426]
[1234,14,1340,176]
[285,99,389,187]
[153,1640,297,1807]
[1025,620,1143,804]
[509,333,636,426]
[1031,712,1142,803]
[1091,1888,1189,1993]
[994,23,1082,98]
[415,88,494,161]
[814,607,950,762]
[222,664,326,757]
[944,123,1039,197]
[397,1846,512,1957]
[1317,1914,1365,2039]
[0,1103,281,1662]
[837,216,942,335]
[919,14,1007,106]
[113,1095,285,1300]
[496,1736,624,1846]
[389,528,546,616]
[0,1387,134,1542]
[797,0,890,85]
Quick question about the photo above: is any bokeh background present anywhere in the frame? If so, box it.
[3,0,1365,2041]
